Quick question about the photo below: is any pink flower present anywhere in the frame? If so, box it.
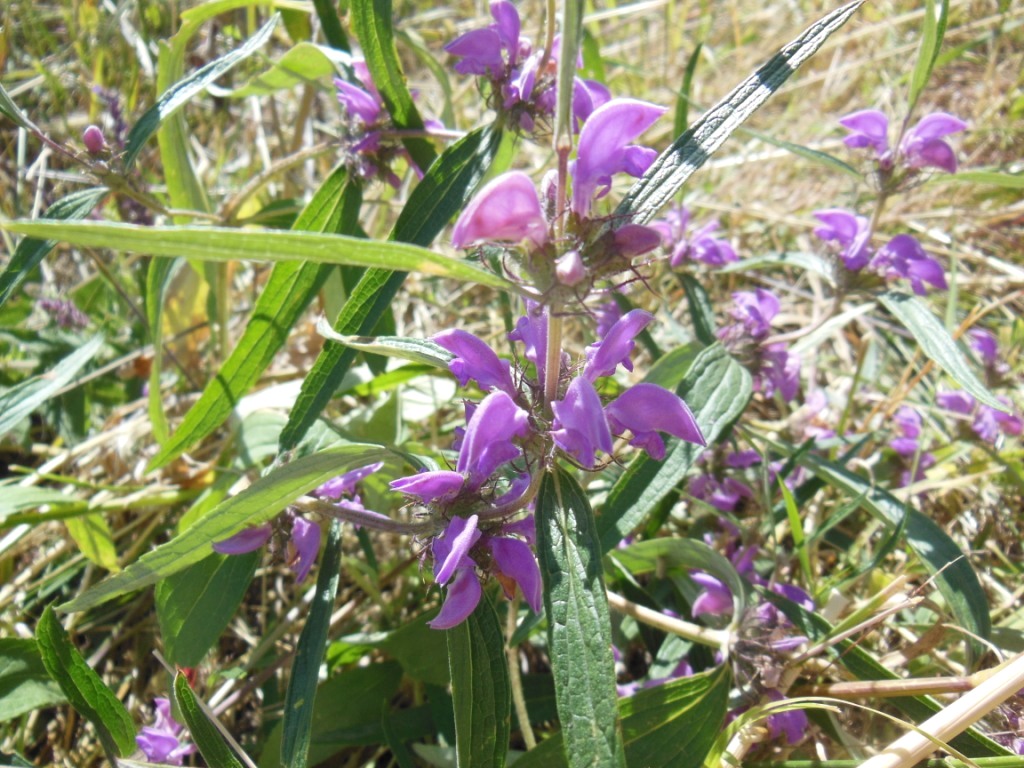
[451,171,549,248]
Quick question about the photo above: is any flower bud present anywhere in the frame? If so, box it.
[83,125,106,154]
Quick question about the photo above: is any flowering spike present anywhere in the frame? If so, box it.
[451,171,548,248]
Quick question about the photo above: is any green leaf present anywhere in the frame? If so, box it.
[0,638,66,722]
[878,290,1002,410]
[3,220,515,294]
[537,469,624,768]
[59,444,387,613]
[145,256,181,444]
[0,81,36,131]
[350,0,435,172]
[672,43,703,138]
[737,126,861,180]
[679,274,716,345]
[123,14,280,168]
[65,513,119,572]
[313,0,350,51]
[317,321,454,368]
[279,126,504,451]
[614,1,864,226]
[938,170,1024,189]
[555,0,584,149]
[798,451,991,657]
[0,187,108,310]
[908,0,950,112]
[512,666,730,768]
[147,168,361,471]
[0,335,104,437]
[172,673,247,768]
[35,606,136,758]
[447,593,511,768]
[611,539,748,622]
[155,551,260,667]
[219,42,351,98]
[719,250,835,283]
[282,519,344,768]
[598,344,752,553]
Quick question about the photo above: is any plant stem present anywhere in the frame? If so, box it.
[506,596,537,749]
[606,591,730,648]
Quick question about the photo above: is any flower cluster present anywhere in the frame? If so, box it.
[839,109,966,175]
[214,463,382,581]
[812,210,946,296]
[716,289,800,402]
[136,697,195,765]
[445,0,610,134]
[389,307,705,627]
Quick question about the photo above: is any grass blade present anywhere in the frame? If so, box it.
[908,0,950,113]
[537,469,625,768]
[614,1,864,226]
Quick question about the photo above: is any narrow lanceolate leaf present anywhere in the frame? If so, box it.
[279,126,504,452]
[155,551,260,667]
[908,0,950,112]
[283,520,344,768]
[146,256,182,444]
[0,80,36,130]
[447,593,511,768]
[351,0,436,171]
[0,335,104,437]
[798,452,990,658]
[680,274,716,346]
[1,221,516,293]
[940,170,1024,189]
[555,0,584,150]
[598,344,752,553]
[147,168,361,471]
[317,319,454,368]
[59,445,387,613]
[0,187,108,310]
[537,469,625,768]
[172,673,247,768]
[615,1,864,226]
[313,0,350,51]
[122,14,279,168]
[878,290,1003,410]
[36,606,136,758]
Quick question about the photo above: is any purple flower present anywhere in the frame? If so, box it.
[873,234,947,295]
[489,535,542,612]
[508,301,554,384]
[654,206,737,267]
[136,698,196,765]
[451,171,549,249]
[690,475,752,513]
[583,309,652,381]
[434,328,517,396]
[287,517,321,582]
[813,208,872,270]
[433,514,482,585]
[690,572,733,617]
[551,376,614,468]
[765,690,809,745]
[456,391,531,490]
[212,523,273,555]
[390,469,465,503]
[613,223,664,258]
[760,344,801,402]
[571,99,665,217]
[839,109,890,156]
[723,289,780,340]
[445,1,522,76]
[605,383,706,460]
[839,108,966,173]
[315,462,384,500]
[555,249,586,285]
[937,390,976,415]
[83,125,106,154]
[38,297,89,329]
[890,406,924,455]
[973,403,1023,443]
[593,300,622,340]
[968,328,999,366]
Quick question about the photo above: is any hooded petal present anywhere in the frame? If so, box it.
[390,470,465,503]
[451,171,548,248]
[288,517,321,582]
[583,309,653,381]
[838,109,890,154]
[212,523,273,555]
[551,376,614,468]
[813,208,872,270]
[434,328,517,395]
[571,99,666,217]
[429,567,483,629]
[967,328,999,365]
[605,383,705,460]
[906,139,958,173]
[613,224,663,257]
[315,461,384,500]
[445,28,505,76]
[489,536,542,612]
[907,112,967,142]
[490,1,521,58]
[456,391,531,488]
[690,572,733,616]
[334,78,382,124]
[433,514,481,584]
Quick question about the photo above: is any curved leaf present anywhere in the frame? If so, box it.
[537,469,625,768]
[59,444,387,613]
[172,673,247,768]
[908,0,950,112]
[217,43,351,98]
[317,320,454,368]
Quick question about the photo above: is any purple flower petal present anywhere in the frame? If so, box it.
[433,514,481,584]
[571,98,666,217]
[583,309,653,381]
[445,28,505,76]
[501,513,536,546]
[390,470,465,503]
[83,125,105,153]
[334,78,381,124]
[456,391,531,488]
[760,344,801,403]
[876,234,947,294]
[451,171,548,248]
[690,572,732,616]
[766,691,809,745]
[838,109,890,154]
[967,328,999,366]
[813,209,872,270]
[901,112,966,173]
[508,301,550,383]
[429,567,482,629]
[551,376,614,468]
[315,461,384,500]
[605,383,706,460]
[489,536,542,613]
[434,328,517,396]
[289,517,321,582]
[212,524,272,555]
[613,224,663,257]
[490,1,521,59]
[907,112,967,141]
[937,390,976,414]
